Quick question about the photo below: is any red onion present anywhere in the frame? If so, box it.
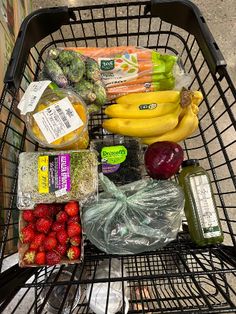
[144,141,184,179]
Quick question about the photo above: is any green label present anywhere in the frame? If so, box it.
[100,59,115,71]
[139,103,157,110]
[101,145,127,165]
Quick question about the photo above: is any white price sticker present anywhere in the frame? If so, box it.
[55,188,67,197]
[17,81,51,115]
[33,97,84,144]
[190,175,221,238]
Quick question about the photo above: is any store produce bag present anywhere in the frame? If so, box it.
[83,174,185,254]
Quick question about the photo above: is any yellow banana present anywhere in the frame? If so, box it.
[141,105,198,144]
[192,91,203,106]
[116,91,181,105]
[105,102,180,119]
[178,103,199,120]
[103,106,182,138]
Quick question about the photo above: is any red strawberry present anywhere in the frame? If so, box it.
[20,226,35,243]
[36,217,52,234]
[70,235,81,246]
[38,245,45,252]
[55,204,64,214]
[29,233,46,250]
[35,252,46,265]
[64,201,79,217]
[57,230,68,245]
[48,204,62,216]
[67,216,79,224]
[44,236,57,251]
[67,222,81,238]
[56,211,68,223]
[48,231,57,238]
[55,244,67,256]
[52,221,65,232]
[46,251,61,265]
[27,222,36,231]
[23,249,36,264]
[34,204,51,218]
[67,246,80,260]
[22,210,34,222]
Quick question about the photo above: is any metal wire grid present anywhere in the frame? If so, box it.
[0,1,236,313]
[1,244,236,313]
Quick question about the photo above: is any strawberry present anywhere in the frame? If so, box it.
[29,233,46,250]
[57,230,68,245]
[70,235,81,246]
[67,215,79,224]
[27,222,36,231]
[67,222,81,238]
[34,204,51,218]
[36,217,52,234]
[23,249,36,264]
[48,231,57,238]
[67,246,80,260]
[64,201,79,217]
[46,251,61,265]
[56,211,68,223]
[48,203,62,216]
[22,210,34,222]
[55,244,67,256]
[20,225,35,243]
[38,245,45,252]
[52,221,65,232]
[44,236,57,251]
[35,252,46,265]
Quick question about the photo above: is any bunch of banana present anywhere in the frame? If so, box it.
[102,90,203,143]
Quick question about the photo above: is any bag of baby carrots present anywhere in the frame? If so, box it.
[65,46,190,100]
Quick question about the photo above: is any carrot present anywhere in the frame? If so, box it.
[109,72,173,87]
[107,83,155,96]
[65,46,137,58]
[107,77,175,99]
[109,76,152,87]
[65,46,154,61]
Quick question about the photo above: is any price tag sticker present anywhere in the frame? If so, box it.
[17,81,51,115]
[33,97,84,144]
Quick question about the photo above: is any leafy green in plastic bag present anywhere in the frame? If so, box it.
[83,174,185,255]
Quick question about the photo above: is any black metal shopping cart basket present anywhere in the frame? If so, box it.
[0,0,236,313]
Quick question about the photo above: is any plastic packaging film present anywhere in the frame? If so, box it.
[82,174,185,255]
[17,150,98,209]
[41,46,191,100]
[86,259,129,314]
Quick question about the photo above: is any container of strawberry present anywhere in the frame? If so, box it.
[18,201,84,267]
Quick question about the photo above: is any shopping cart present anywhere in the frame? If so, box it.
[0,0,236,313]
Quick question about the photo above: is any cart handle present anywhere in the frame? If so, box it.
[146,0,226,76]
[4,7,76,90]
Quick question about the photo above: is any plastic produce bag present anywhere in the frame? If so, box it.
[86,259,129,314]
[83,174,185,254]
[48,46,191,100]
